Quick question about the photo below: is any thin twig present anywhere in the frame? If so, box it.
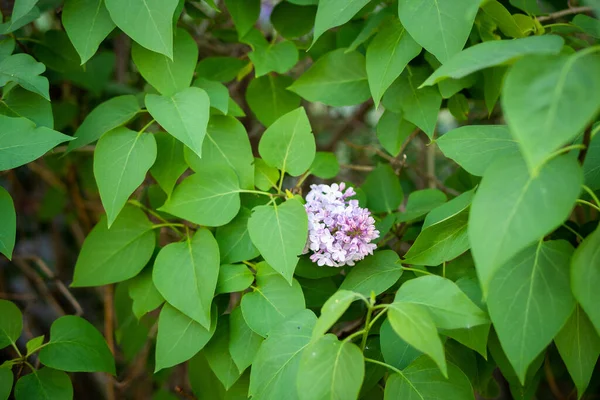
[104,285,116,400]
[13,258,65,317]
[537,6,593,22]
[578,126,592,164]
[324,101,373,151]
[340,164,374,172]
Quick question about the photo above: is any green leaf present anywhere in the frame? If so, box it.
[339,250,402,296]
[294,256,341,280]
[437,125,520,177]
[258,107,315,177]
[0,299,22,350]
[248,39,299,78]
[216,264,254,295]
[249,310,316,400]
[39,315,115,374]
[153,229,219,329]
[271,2,316,39]
[248,199,308,283]
[0,367,12,400]
[396,189,447,223]
[503,52,600,171]
[422,36,564,87]
[62,0,115,64]
[216,208,259,265]
[403,208,469,266]
[204,316,242,390]
[0,7,39,35]
[297,334,364,400]
[398,0,480,63]
[225,0,260,37]
[196,56,248,83]
[299,277,338,309]
[469,154,582,295]
[480,0,525,38]
[94,128,157,226]
[160,166,241,227]
[11,0,38,21]
[14,368,72,400]
[155,303,217,371]
[0,53,49,100]
[149,132,188,196]
[146,87,209,158]
[0,86,53,128]
[289,49,370,107]
[572,226,600,335]
[0,115,73,171]
[193,78,228,114]
[67,95,141,151]
[376,110,416,157]
[380,319,421,370]
[583,132,600,190]
[229,307,263,372]
[366,18,421,108]
[382,67,441,138]
[241,262,306,337]
[132,28,197,95]
[488,240,575,383]
[312,290,359,339]
[424,190,473,229]
[246,74,301,127]
[188,352,226,400]
[346,8,392,52]
[361,163,403,213]
[309,152,339,179]
[25,335,44,356]
[184,115,254,190]
[573,14,600,38]
[555,306,600,398]
[312,0,370,44]
[105,0,178,58]
[254,158,280,192]
[72,205,155,286]
[0,188,16,260]
[387,303,447,376]
[510,0,541,14]
[384,356,475,400]
[395,275,489,330]
[128,270,164,320]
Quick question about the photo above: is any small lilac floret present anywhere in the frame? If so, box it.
[303,183,379,267]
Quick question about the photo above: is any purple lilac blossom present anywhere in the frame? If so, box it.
[303,183,379,267]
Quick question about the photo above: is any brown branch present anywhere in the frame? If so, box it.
[537,6,593,22]
[324,101,373,151]
[13,258,66,317]
[578,126,592,164]
[340,164,374,172]
[104,284,116,400]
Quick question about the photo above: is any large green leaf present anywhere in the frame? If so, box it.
[366,18,421,108]
[146,87,209,158]
[131,27,197,95]
[11,0,38,21]
[62,0,115,64]
[246,74,301,127]
[395,275,489,330]
[105,0,178,58]
[384,357,475,400]
[0,86,53,128]
[248,37,299,77]
[0,299,22,350]
[193,78,229,114]
[583,132,600,190]
[339,250,402,296]
[153,229,219,329]
[361,163,403,213]
[376,110,416,157]
[271,2,316,39]
[149,133,188,196]
[72,205,155,286]
[229,306,263,372]
[0,54,49,100]
[503,53,600,171]
[398,0,480,63]
[0,115,72,171]
[160,166,241,227]
[572,226,600,335]
[0,188,15,260]
[555,306,600,398]
[258,107,315,177]
[396,189,447,223]
[0,367,13,400]
[225,0,260,37]
[289,49,370,107]
[312,290,360,339]
[437,125,520,176]
[469,154,582,295]
[297,334,364,400]
[184,115,254,189]
[309,152,339,179]
[155,303,217,371]
[380,319,421,370]
[128,270,164,319]
[387,303,447,376]
[424,190,473,229]
[204,316,242,390]
[216,264,254,295]
[248,198,308,283]
[196,56,247,83]
[422,35,564,86]
[254,158,280,192]
[216,208,260,265]
[241,262,306,337]
[188,352,227,400]
[249,310,316,400]
[39,315,115,374]
[312,0,370,44]
[67,95,140,151]
[488,240,575,383]
[94,127,157,226]
[14,368,72,400]
[403,208,469,266]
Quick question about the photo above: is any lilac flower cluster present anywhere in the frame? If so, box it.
[303,183,379,267]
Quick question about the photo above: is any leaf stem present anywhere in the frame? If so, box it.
[238,189,274,197]
[561,223,584,241]
[138,119,155,135]
[576,199,600,212]
[361,304,374,351]
[11,342,22,357]
[343,329,366,344]
[401,266,433,275]
[128,200,185,237]
[546,144,585,161]
[364,357,404,376]
[152,223,186,229]
[582,185,600,208]
[277,169,285,195]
